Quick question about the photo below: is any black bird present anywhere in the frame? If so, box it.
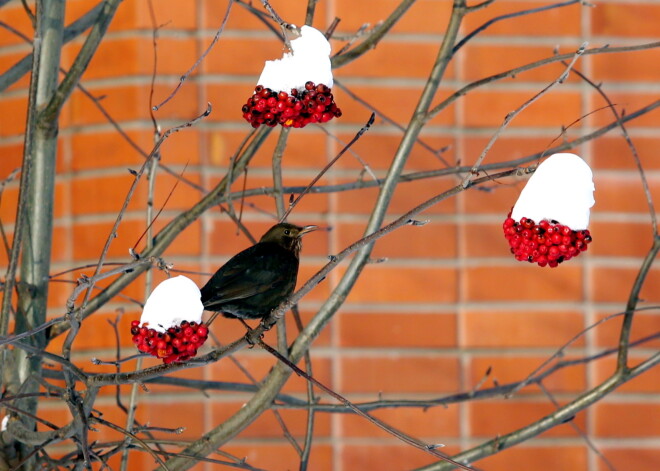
[200,223,317,320]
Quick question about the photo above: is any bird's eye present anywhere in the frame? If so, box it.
[284,229,290,235]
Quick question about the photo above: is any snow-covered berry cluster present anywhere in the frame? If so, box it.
[503,214,592,267]
[242,81,341,129]
[131,320,209,364]
[242,25,340,129]
[131,275,206,364]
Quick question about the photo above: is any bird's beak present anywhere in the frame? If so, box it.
[299,225,318,236]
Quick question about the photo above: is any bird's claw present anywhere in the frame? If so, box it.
[244,327,263,347]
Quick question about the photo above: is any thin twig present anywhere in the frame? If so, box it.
[567,64,657,235]
[257,338,477,471]
[453,0,580,53]
[153,1,233,111]
[537,383,618,471]
[280,113,375,222]
[461,42,587,188]
[427,41,660,121]
[272,127,290,219]
[333,80,451,166]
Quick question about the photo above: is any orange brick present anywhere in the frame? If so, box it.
[464,44,582,82]
[153,218,204,258]
[220,174,331,216]
[72,218,202,260]
[280,308,332,347]
[35,401,72,432]
[464,264,584,302]
[462,136,572,167]
[133,366,205,399]
[208,219,329,258]
[225,443,333,471]
[593,175,660,214]
[0,5,33,47]
[335,0,453,35]
[463,310,585,348]
[212,401,331,439]
[204,0,328,32]
[0,50,31,92]
[0,185,19,224]
[0,96,28,137]
[339,312,457,348]
[591,92,660,128]
[479,445,587,471]
[332,84,456,127]
[66,310,141,350]
[339,404,460,438]
[597,448,660,471]
[594,311,660,349]
[588,221,655,257]
[0,143,23,180]
[464,223,511,257]
[133,400,207,439]
[71,129,201,171]
[340,356,460,393]
[463,1,582,37]
[592,137,660,170]
[208,353,333,395]
[462,175,525,214]
[470,400,586,438]
[72,219,133,260]
[345,265,457,303]
[469,356,586,393]
[333,132,457,172]
[150,171,204,211]
[46,267,74,308]
[71,173,145,215]
[65,0,197,32]
[335,175,458,215]
[67,83,199,126]
[593,357,660,394]
[592,48,660,82]
[219,127,330,169]
[104,450,173,471]
[0,181,68,222]
[592,3,660,37]
[297,262,333,302]
[203,37,284,76]
[339,41,455,80]
[464,90,582,128]
[341,443,444,471]
[591,266,660,304]
[64,38,197,80]
[595,403,660,437]
[337,222,457,259]
[46,266,146,314]
[71,130,149,170]
[205,83,262,125]
[155,128,203,166]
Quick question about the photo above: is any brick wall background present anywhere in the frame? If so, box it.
[1,0,659,470]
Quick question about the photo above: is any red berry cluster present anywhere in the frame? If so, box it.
[503,214,592,267]
[241,81,342,129]
[131,320,209,364]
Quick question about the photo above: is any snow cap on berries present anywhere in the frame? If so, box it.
[257,25,333,93]
[139,275,203,333]
[512,153,595,230]
[503,153,595,267]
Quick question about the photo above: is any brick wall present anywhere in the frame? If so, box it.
[1,0,659,470]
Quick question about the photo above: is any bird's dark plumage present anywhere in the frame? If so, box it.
[200,223,317,319]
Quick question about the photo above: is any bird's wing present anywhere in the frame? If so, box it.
[200,244,297,308]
